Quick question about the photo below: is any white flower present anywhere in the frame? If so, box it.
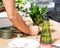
[15,0,31,11]
[23,1,31,12]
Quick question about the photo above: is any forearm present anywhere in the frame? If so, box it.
[10,10,31,34]
[2,0,31,34]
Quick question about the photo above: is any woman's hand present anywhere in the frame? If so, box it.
[29,25,40,35]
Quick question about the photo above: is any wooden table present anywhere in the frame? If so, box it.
[0,19,60,48]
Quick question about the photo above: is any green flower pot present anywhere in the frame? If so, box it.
[40,15,52,44]
[1,28,12,39]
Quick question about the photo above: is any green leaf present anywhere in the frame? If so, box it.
[40,6,48,16]
[28,1,47,25]
[0,1,3,7]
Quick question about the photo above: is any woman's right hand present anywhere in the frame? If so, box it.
[29,25,40,35]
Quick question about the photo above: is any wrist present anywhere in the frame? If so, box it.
[29,25,39,35]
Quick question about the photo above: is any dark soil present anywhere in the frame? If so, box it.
[0,6,5,12]
[0,26,30,38]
